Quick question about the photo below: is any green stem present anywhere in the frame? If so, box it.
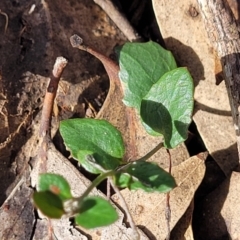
[78,170,116,201]
[115,142,164,173]
[64,170,116,216]
[137,142,164,161]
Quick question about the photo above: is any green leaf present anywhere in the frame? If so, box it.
[38,173,72,201]
[114,161,176,192]
[60,119,125,174]
[118,41,177,111]
[141,67,194,148]
[33,191,64,218]
[75,196,118,228]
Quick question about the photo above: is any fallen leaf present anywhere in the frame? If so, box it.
[0,180,35,240]
[221,172,240,239]
[152,0,238,175]
[0,0,199,239]
[33,218,88,240]
[193,171,240,239]
[171,200,194,240]
[0,1,145,239]
[112,153,206,239]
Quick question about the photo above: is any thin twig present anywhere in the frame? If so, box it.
[165,149,172,240]
[137,142,164,161]
[109,178,139,240]
[93,0,141,42]
[113,142,164,173]
[38,57,68,173]
[0,178,24,206]
[39,57,68,137]
[0,9,8,33]
[0,111,31,148]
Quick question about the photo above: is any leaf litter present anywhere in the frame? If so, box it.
[152,0,240,238]
[0,0,237,239]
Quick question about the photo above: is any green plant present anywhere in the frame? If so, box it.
[33,41,193,230]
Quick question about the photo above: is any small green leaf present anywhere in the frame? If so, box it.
[114,161,176,193]
[141,67,194,148]
[75,196,118,228]
[118,41,177,111]
[60,119,125,174]
[33,191,64,218]
[38,173,72,201]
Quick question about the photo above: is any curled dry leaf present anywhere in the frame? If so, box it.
[112,153,207,239]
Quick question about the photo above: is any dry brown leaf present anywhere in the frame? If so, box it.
[0,0,126,205]
[221,172,240,239]
[171,200,194,240]
[220,172,240,239]
[183,225,194,240]
[0,180,34,240]
[0,115,39,240]
[152,0,238,175]
[0,0,143,238]
[0,0,204,239]
[33,218,88,240]
[194,171,240,239]
[112,153,206,239]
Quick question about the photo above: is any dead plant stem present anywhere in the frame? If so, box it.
[0,9,8,33]
[109,178,140,240]
[38,57,67,173]
[93,0,141,42]
[165,149,172,240]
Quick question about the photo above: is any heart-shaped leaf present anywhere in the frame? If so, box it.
[60,119,125,174]
[141,67,194,148]
[118,41,177,111]
[75,196,118,228]
[114,161,176,192]
[37,173,72,201]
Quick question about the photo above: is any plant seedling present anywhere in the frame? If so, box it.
[33,40,194,231]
